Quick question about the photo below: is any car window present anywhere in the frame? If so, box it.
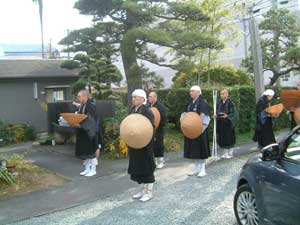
[285,130,300,161]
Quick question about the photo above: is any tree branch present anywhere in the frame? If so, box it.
[141,58,177,70]
[269,66,300,85]
[278,66,300,76]
[155,15,187,21]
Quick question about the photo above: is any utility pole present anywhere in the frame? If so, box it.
[242,2,248,59]
[248,9,265,101]
[67,29,70,60]
[49,39,52,59]
[242,17,248,59]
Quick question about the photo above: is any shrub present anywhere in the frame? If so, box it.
[101,93,129,159]
[172,65,253,88]
[0,168,15,185]
[0,121,37,147]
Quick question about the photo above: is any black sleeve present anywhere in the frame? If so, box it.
[216,101,221,114]
[157,103,167,127]
[143,106,155,129]
[197,97,210,116]
[85,101,96,119]
[256,97,267,113]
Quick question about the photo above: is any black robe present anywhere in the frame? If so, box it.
[216,98,237,148]
[127,104,156,184]
[149,101,167,157]
[75,99,97,160]
[252,96,276,148]
[290,111,297,131]
[184,95,211,159]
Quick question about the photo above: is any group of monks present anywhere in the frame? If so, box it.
[120,85,239,202]
[71,85,293,202]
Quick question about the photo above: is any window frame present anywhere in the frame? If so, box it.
[284,129,300,163]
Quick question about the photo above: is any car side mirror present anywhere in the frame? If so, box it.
[261,143,281,161]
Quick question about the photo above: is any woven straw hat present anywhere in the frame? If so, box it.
[280,90,300,111]
[150,107,161,128]
[120,114,154,149]
[180,112,203,139]
[265,103,284,117]
[60,113,87,125]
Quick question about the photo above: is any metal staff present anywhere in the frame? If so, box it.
[212,90,218,159]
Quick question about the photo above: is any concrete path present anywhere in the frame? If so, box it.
[8,153,253,225]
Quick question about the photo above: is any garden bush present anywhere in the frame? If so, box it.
[0,121,37,147]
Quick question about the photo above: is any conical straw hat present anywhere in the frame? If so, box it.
[265,103,284,117]
[60,113,87,125]
[294,107,300,125]
[150,107,161,128]
[180,112,203,139]
[120,114,154,149]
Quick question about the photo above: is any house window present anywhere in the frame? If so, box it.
[46,89,66,102]
[282,74,290,82]
[53,90,65,101]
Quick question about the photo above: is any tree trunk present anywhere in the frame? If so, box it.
[121,30,142,106]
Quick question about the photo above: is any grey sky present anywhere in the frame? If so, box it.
[0,0,92,48]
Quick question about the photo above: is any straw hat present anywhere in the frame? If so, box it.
[120,114,154,149]
[180,112,203,139]
[294,107,300,125]
[265,103,284,117]
[280,90,300,111]
[60,113,87,125]
[150,107,161,128]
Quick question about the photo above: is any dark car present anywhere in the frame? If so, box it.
[234,126,300,225]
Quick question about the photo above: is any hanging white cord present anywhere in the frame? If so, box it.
[212,90,218,160]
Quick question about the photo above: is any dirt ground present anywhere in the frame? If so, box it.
[0,163,68,200]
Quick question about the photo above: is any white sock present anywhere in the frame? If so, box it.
[147,183,154,192]
[83,159,90,166]
[198,160,205,173]
[91,158,97,166]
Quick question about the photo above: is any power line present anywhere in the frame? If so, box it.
[252,4,300,18]
[256,0,267,5]
[223,0,243,8]
[253,4,273,12]
[255,0,271,7]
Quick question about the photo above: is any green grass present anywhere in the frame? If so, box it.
[236,132,253,145]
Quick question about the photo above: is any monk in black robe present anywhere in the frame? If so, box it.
[74,90,98,177]
[147,91,167,169]
[253,89,276,149]
[128,89,156,202]
[216,89,238,159]
[183,85,211,178]
[73,98,102,167]
[289,110,297,131]
[290,87,300,130]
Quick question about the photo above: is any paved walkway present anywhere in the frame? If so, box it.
[0,130,289,225]
[10,153,251,225]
